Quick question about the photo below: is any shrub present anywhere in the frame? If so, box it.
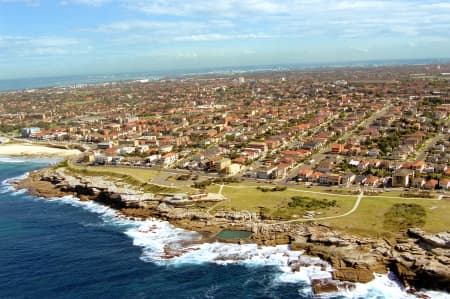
[288,196,337,210]
[383,203,426,230]
[192,180,212,189]
[257,185,287,192]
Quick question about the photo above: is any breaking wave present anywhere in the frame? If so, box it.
[2,175,449,299]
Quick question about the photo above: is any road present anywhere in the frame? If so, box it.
[413,133,444,162]
[282,104,392,183]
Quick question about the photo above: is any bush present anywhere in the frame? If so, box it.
[213,177,242,184]
[177,174,191,181]
[288,196,337,210]
[192,180,212,189]
[401,191,434,198]
[257,185,287,192]
[383,203,426,230]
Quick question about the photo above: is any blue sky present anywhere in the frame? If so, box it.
[1,0,450,79]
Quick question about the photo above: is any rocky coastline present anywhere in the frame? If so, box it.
[15,167,450,295]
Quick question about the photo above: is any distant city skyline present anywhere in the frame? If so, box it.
[1,0,450,80]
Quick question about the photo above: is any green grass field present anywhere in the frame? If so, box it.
[206,184,357,218]
[68,164,160,183]
[63,165,450,238]
[322,195,450,237]
[207,182,450,237]
[65,164,185,194]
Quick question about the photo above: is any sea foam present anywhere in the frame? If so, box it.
[0,172,29,194]
[0,157,26,163]
[2,175,449,299]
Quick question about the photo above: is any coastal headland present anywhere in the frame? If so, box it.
[15,162,450,295]
[2,64,449,296]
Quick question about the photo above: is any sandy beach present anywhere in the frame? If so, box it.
[0,143,81,157]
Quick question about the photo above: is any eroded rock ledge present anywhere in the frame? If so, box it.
[15,168,450,294]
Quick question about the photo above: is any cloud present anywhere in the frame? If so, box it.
[421,2,450,9]
[123,0,287,17]
[77,0,450,41]
[174,33,274,41]
[53,0,450,42]
[0,0,40,6]
[91,20,208,33]
[2,0,450,76]
[59,0,109,6]
[0,36,85,56]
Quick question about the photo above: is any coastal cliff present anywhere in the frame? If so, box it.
[16,167,450,294]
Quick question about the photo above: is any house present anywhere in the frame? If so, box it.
[117,146,136,155]
[368,149,380,158]
[297,169,313,181]
[341,173,356,186]
[349,159,360,167]
[282,150,306,161]
[232,157,247,165]
[319,174,342,186]
[146,154,161,162]
[370,159,382,168]
[94,154,112,164]
[302,140,320,150]
[355,175,367,185]
[111,156,124,165]
[440,178,450,190]
[265,139,281,150]
[247,142,268,155]
[159,144,173,153]
[241,150,259,160]
[309,171,324,183]
[434,164,448,174]
[21,127,41,138]
[225,163,241,175]
[275,163,289,178]
[412,178,426,188]
[192,153,205,162]
[97,141,113,149]
[364,175,380,187]
[256,166,278,179]
[136,144,150,154]
[423,179,438,190]
[392,169,413,187]
[331,143,344,154]
[402,160,425,173]
[213,158,231,172]
[316,159,334,173]
[326,174,342,185]
[161,152,179,165]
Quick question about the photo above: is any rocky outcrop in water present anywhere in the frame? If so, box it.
[17,167,450,293]
[390,228,450,292]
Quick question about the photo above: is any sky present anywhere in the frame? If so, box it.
[0,0,450,79]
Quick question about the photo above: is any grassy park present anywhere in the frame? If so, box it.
[65,163,183,193]
[324,195,450,237]
[207,182,450,237]
[67,163,161,182]
[206,183,357,218]
[62,163,450,238]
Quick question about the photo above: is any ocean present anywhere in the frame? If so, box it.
[1,58,449,92]
[0,158,448,299]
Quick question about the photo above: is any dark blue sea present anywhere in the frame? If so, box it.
[0,158,446,299]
